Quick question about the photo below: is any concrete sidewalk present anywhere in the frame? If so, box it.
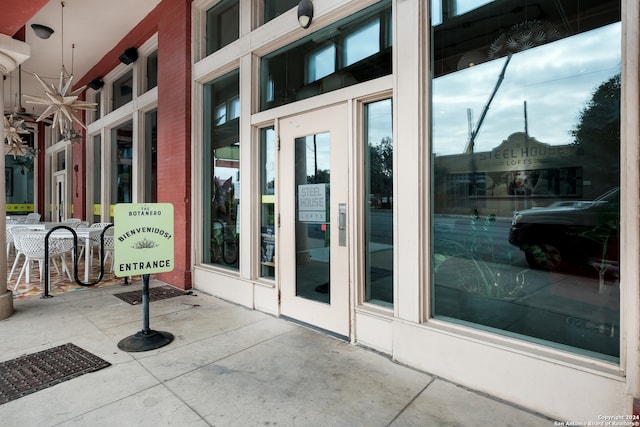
[0,280,555,426]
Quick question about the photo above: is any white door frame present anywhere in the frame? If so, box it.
[278,102,351,338]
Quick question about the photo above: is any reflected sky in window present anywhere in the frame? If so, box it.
[432,23,621,156]
[307,45,336,83]
[454,0,493,15]
[344,19,380,67]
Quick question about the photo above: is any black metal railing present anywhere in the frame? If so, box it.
[42,223,114,299]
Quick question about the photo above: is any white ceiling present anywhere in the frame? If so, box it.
[3,0,161,120]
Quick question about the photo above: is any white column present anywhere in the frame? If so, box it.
[393,0,428,322]
[621,0,640,406]
[0,34,30,320]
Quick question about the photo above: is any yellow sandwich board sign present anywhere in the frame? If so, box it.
[114,203,174,277]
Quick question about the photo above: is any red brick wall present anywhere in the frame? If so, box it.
[75,0,192,289]
[155,0,192,288]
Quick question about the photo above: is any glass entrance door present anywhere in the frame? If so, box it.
[279,103,350,338]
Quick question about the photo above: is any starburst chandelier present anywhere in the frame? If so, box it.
[3,115,33,158]
[24,70,96,136]
[24,1,96,141]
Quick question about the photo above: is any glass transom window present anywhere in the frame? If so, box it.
[260,0,392,111]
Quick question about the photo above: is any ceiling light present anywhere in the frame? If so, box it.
[31,24,54,39]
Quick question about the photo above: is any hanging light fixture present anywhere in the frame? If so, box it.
[3,115,32,158]
[24,1,96,142]
[297,0,314,29]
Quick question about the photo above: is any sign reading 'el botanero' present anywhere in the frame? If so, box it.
[114,203,174,277]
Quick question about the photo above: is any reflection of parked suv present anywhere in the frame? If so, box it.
[508,187,620,271]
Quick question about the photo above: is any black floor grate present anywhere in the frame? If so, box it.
[113,285,186,305]
[0,343,111,405]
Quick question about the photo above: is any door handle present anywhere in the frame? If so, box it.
[338,203,346,246]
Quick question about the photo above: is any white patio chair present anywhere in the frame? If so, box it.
[6,227,15,258]
[8,226,30,281]
[83,223,113,267]
[68,221,90,228]
[61,221,90,265]
[24,213,41,224]
[102,227,115,272]
[89,222,113,229]
[14,231,74,291]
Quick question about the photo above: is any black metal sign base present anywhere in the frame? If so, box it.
[117,329,174,352]
[118,274,174,352]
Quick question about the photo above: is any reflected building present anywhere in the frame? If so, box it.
[433,132,609,217]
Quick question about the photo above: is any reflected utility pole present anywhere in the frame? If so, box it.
[466,54,512,203]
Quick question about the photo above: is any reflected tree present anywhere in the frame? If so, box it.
[571,74,621,187]
[369,137,393,208]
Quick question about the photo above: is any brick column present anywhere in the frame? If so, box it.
[155,0,192,289]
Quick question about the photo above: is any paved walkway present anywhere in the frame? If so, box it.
[0,279,556,426]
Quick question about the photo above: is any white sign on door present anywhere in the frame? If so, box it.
[298,184,327,223]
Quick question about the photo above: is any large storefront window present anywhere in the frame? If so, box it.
[364,99,393,307]
[431,0,621,360]
[260,0,392,111]
[203,70,240,269]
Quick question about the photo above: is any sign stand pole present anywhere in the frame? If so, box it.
[117,274,174,352]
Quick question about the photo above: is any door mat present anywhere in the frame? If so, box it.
[113,285,186,305]
[0,343,111,405]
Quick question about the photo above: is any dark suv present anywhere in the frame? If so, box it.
[508,187,620,271]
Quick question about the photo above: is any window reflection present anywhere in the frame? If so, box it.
[144,109,157,203]
[5,129,35,214]
[344,19,380,67]
[431,0,621,360]
[306,45,336,84]
[110,121,133,213]
[92,134,102,223]
[203,70,240,269]
[206,0,239,55]
[113,70,133,110]
[454,0,493,16]
[364,99,393,307]
[263,0,298,24]
[146,50,158,91]
[295,133,331,303]
[94,91,101,121]
[260,128,276,279]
